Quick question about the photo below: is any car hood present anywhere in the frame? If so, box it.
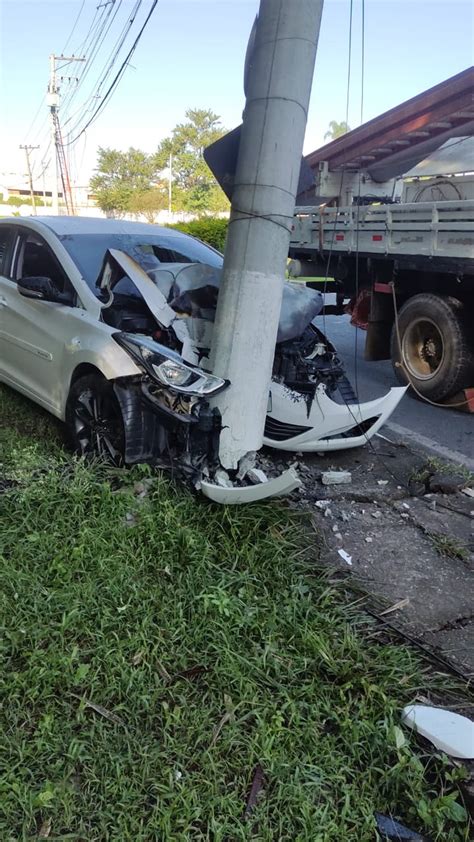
[97,249,324,346]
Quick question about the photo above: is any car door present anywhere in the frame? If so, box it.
[0,227,77,414]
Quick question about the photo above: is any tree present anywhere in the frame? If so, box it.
[155,109,229,214]
[128,186,168,223]
[324,120,351,141]
[90,147,159,216]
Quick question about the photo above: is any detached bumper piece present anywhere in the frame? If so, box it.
[263,382,406,452]
[201,468,301,505]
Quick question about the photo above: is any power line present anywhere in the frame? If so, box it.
[60,0,125,121]
[62,0,87,53]
[65,0,159,146]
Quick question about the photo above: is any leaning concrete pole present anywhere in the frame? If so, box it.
[210,0,323,470]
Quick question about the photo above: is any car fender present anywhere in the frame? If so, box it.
[57,313,141,418]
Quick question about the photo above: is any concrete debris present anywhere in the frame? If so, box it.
[371,511,382,519]
[133,479,154,498]
[402,502,410,509]
[315,499,331,509]
[365,536,373,543]
[215,469,234,488]
[461,486,474,499]
[236,451,256,481]
[340,511,350,522]
[338,548,352,565]
[428,472,467,494]
[322,470,352,485]
[334,532,343,541]
[377,480,389,486]
[247,468,268,485]
[400,513,409,519]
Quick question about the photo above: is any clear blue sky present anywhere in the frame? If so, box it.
[1,0,473,188]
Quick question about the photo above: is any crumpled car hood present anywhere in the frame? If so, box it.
[97,250,324,345]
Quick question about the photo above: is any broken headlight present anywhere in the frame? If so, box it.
[113,332,228,396]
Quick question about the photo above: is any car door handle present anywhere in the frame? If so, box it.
[0,296,7,308]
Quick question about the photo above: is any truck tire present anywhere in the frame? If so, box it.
[390,294,474,402]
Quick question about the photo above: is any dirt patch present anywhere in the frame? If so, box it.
[264,432,474,676]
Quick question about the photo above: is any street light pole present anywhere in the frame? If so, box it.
[210,0,323,470]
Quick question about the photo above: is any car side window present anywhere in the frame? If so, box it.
[0,227,13,276]
[15,233,75,299]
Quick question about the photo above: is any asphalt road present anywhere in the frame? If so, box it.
[319,310,474,469]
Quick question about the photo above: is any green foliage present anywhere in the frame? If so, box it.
[0,383,471,841]
[169,217,228,252]
[90,147,159,216]
[324,120,351,141]
[156,108,229,214]
[128,186,168,223]
[6,195,49,207]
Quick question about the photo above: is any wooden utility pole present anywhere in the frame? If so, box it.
[19,144,39,214]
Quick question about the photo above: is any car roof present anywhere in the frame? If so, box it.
[0,215,186,239]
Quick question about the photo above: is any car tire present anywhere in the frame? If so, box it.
[66,374,125,464]
[390,293,474,402]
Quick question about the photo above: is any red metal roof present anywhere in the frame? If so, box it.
[306,67,474,181]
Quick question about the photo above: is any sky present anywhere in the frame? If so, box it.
[0,0,473,191]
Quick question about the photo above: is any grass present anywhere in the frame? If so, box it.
[0,383,471,841]
[429,533,470,563]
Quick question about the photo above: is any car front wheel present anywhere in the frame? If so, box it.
[66,374,125,464]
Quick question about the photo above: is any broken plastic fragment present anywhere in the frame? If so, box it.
[247,468,268,485]
[338,549,352,565]
[402,704,474,759]
[374,812,431,841]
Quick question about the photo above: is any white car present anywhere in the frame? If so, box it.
[0,217,404,478]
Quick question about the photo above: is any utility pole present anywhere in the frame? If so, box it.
[46,53,85,214]
[210,0,323,470]
[19,144,39,214]
[168,153,172,217]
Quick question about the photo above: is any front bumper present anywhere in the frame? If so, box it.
[263,382,407,452]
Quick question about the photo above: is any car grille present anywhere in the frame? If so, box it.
[264,416,312,442]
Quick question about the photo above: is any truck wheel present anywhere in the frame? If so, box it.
[390,294,474,402]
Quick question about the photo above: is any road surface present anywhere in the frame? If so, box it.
[319,311,474,470]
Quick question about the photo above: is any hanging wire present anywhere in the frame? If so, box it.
[64,0,159,147]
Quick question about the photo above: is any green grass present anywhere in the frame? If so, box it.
[0,384,471,841]
[429,533,470,562]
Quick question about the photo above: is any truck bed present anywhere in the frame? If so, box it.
[291,199,474,267]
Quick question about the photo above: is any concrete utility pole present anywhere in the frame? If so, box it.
[210,0,323,470]
[19,144,39,214]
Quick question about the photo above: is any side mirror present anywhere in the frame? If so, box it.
[17,276,68,304]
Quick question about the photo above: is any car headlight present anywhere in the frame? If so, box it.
[113,332,228,396]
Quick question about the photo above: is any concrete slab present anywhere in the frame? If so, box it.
[421,624,474,676]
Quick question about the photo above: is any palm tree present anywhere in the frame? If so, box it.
[324,120,351,141]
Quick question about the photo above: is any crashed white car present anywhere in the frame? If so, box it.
[0,217,404,479]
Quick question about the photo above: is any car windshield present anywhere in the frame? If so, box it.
[59,232,223,293]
